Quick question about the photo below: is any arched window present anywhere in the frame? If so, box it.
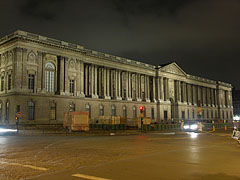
[69,102,75,112]
[50,102,56,120]
[133,106,137,118]
[112,105,116,116]
[99,104,104,116]
[123,105,127,118]
[45,62,55,92]
[85,104,91,118]
[28,101,35,120]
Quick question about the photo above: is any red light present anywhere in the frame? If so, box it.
[139,106,143,110]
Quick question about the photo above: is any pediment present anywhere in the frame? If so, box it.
[160,62,187,77]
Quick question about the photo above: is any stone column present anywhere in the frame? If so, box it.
[79,61,85,97]
[152,76,156,102]
[64,58,69,95]
[138,74,142,101]
[103,67,107,98]
[59,56,65,95]
[117,70,122,100]
[84,64,88,96]
[146,76,150,102]
[160,77,164,101]
[192,85,197,105]
[156,77,160,101]
[135,74,138,100]
[89,65,93,97]
[128,72,132,101]
[94,65,98,98]
[76,60,81,96]
[125,72,129,100]
[105,68,111,99]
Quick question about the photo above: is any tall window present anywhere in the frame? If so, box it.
[151,108,154,120]
[45,62,55,92]
[5,100,9,121]
[50,102,56,120]
[8,75,11,90]
[192,109,195,119]
[69,103,75,112]
[85,104,91,118]
[123,105,127,118]
[133,106,137,118]
[143,106,146,117]
[28,74,35,91]
[99,104,104,116]
[1,76,4,91]
[112,105,116,116]
[69,80,75,94]
[0,102,2,122]
[164,110,168,120]
[28,101,35,120]
[182,111,185,120]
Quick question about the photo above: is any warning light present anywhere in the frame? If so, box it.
[139,106,143,110]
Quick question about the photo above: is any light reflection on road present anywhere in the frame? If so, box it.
[188,132,198,139]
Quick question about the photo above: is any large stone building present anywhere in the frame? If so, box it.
[0,30,233,125]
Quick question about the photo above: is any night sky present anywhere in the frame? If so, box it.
[0,0,240,88]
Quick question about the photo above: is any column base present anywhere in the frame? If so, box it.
[152,99,157,103]
[116,97,122,100]
[77,92,85,97]
[92,94,98,99]
[137,98,142,102]
[145,99,150,102]
[104,96,111,100]
[127,98,132,101]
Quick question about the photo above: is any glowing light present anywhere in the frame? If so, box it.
[189,132,198,139]
[184,125,190,129]
[190,124,198,130]
[234,116,240,121]
[139,106,143,110]
[0,128,17,133]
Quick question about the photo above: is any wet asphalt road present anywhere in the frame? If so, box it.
[0,132,239,180]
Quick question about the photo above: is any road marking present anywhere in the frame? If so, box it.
[72,173,112,180]
[2,162,48,171]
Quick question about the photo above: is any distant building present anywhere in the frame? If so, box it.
[232,89,240,117]
[0,30,234,125]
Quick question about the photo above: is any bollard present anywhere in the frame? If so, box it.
[213,125,215,132]
[225,125,227,131]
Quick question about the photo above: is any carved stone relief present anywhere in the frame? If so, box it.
[28,51,36,63]
[161,64,185,76]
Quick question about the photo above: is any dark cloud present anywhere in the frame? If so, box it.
[18,0,67,21]
[112,0,199,16]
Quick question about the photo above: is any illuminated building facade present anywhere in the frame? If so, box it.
[0,31,233,124]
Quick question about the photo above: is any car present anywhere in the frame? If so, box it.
[183,120,200,132]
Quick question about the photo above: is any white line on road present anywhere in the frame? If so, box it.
[1,161,48,171]
[72,173,112,180]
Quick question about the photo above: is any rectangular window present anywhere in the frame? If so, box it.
[182,111,185,120]
[8,75,11,90]
[50,107,56,120]
[222,111,224,119]
[1,76,4,91]
[164,111,168,120]
[192,110,195,119]
[151,108,154,120]
[69,80,75,93]
[28,102,35,120]
[133,108,137,118]
[28,74,35,91]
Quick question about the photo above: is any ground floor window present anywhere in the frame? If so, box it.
[192,110,195,119]
[85,104,91,118]
[112,105,116,116]
[164,110,168,120]
[133,106,137,118]
[99,104,104,116]
[123,105,127,118]
[0,102,2,121]
[182,111,185,120]
[69,103,75,112]
[144,106,146,117]
[151,108,154,120]
[28,101,35,120]
[50,102,56,120]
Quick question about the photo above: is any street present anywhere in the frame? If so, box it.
[0,132,239,180]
